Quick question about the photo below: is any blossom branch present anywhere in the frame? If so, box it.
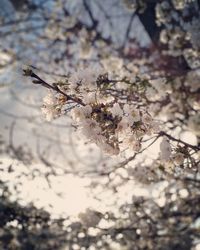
[23,68,85,106]
[159,131,200,152]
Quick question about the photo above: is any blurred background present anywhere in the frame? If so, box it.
[0,0,200,249]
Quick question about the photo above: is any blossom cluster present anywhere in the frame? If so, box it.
[160,136,186,167]
[70,68,161,155]
[41,90,66,121]
[41,67,160,155]
[25,60,199,166]
[146,73,200,136]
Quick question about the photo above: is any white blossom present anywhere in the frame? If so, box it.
[132,140,142,152]
[99,142,120,155]
[146,87,159,101]
[172,152,185,165]
[71,107,86,121]
[149,78,170,98]
[78,68,97,85]
[160,137,172,162]
[188,113,200,136]
[110,103,123,118]
[96,92,114,105]
[123,104,131,114]
[82,92,96,104]
[142,114,153,125]
[102,56,123,72]
[122,135,141,152]
[81,119,102,139]
[71,105,92,121]
[185,71,200,92]
[185,16,200,49]
[82,105,93,117]
[123,104,140,124]
[41,91,61,121]
[149,121,161,134]
[116,117,129,134]
[68,66,100,94]
[43,90,57,106]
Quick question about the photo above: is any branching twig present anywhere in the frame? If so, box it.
[159,131,200,152]
[23,69,85,106]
